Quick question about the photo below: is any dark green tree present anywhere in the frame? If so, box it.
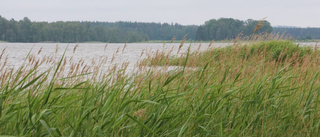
[196,18,273,41]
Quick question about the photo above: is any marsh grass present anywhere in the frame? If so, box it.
[1,38,320,136]
[145,40,314,67]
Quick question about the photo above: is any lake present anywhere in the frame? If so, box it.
[0,42,317,75]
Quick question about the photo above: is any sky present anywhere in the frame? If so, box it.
[0,0,319,27]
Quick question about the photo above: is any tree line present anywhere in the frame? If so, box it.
[195,18,273,41]
[273,27,320,40]
[0,16,197,43]
[0,15,319,43]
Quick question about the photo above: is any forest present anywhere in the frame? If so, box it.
[0,15,319,43]
[0,16,197,43]
[273,27,320,40]
[195,18,273,41]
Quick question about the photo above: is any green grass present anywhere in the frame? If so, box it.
[143,40,314,67]
[1,40,320,136]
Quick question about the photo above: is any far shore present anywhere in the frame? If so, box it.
[0,39,319,44]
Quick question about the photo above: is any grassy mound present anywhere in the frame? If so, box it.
[144,40,314,67]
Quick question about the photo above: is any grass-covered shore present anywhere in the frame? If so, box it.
[1,40,320,136]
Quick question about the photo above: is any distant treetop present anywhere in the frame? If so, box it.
[195,18,273,41]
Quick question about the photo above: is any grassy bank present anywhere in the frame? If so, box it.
[142,40,314,67]
[1,40,320,136]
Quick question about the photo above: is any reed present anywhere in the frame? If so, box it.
[0,38,320,136]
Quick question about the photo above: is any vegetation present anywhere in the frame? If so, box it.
[0,16,197,43]
[195,18,273,41]
[2,15,320,43]
[1,39,320,136]
[274,27,320,40]
[144,40,313,66]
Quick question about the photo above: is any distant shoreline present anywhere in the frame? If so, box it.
[0,39,318,44]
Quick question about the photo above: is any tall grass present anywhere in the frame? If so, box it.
[1,39,320,136]
[143,40,314,67]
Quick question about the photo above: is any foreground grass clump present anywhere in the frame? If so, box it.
[1,40,320,136]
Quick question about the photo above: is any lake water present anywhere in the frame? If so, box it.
[0,42,317,75]
[0,43,230,75]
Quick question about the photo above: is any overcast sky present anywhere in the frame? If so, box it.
[1,0,319,27]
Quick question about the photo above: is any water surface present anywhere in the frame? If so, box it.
[0,42,316,73]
